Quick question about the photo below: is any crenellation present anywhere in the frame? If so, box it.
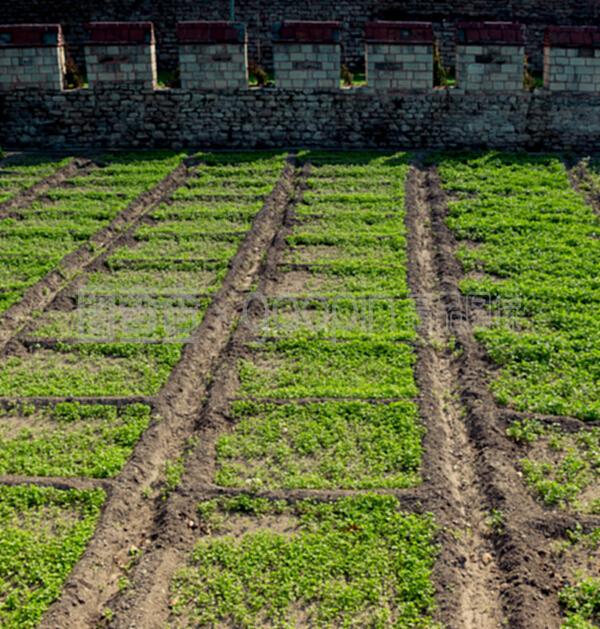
[0,24,65,91]
[544,26,600,92]
[273,21,341,90]
[177,21,248,90]
[365,22,433,91]
[84,21,157,89]
[456,23,525,91]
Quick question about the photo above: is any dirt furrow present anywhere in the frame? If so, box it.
[499,408,600,432]
[99,160,304,629]
[569,158,600,216]
[0,157,197,354]
[425,166,561,628]
[0,157,93,219]
[0,474,113,493]
[38,158,297,629]
[406,164,505,629]
[0,396,155,410]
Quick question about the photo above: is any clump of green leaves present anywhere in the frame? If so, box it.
[560,578,600,628]
[0,403,151,478]
[215,400,423,490]
[0,485,104,628]
[509,422,599,513]
[170,495,439,628]
[438,152,600,422]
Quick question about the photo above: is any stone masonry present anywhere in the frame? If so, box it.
[544,26,600,92]
[177,21,248,90]
[456,22,525,92]
[272,22,341,90]
[3,86,600,152]
[85,22,157,89]
[0,24,65,91]
[365,22,433,91]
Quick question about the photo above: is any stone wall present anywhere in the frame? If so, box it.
[0,24,65,91]
[544,26,600,92]
[2,0,600,73]
[2,86,600,152]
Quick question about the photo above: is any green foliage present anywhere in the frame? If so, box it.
[506,419,545,444]
[560,578,600,628]
[0,403,151,478]
[259,298,418,342]
[163,457,185,498]
[215,401,423,489]
[109,152,285,271]
[438,152,600,421]
[0,344,181,396]
[0,152,185,314]
[238,339,417,399]
[0,485,104,628]
[170,495,439,628]
[509,421,600,512]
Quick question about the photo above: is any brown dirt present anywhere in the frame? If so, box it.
[38,157,298,629]
[95,160,304,629]
[405,164,505,629]
[0,396,155,410]
[0,474,112,493]
[425,165,563,629]
[0,157,199,355]
[569,158,600,217]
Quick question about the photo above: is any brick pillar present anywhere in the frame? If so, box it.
[177,22,248,90]
[85,22,157,89]
[0,24,65,91]
[272,21,341,90]
[544,26,600,92]
[365,22,433,91]
[456,22,525,92]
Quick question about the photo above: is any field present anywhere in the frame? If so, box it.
[0,148,597,628]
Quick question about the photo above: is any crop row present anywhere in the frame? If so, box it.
[0,154,71,203]
[168,153,439,628]
[437,153,600,422]
[0,152,184,314]
[0,153,288,624]
[436,152,600,626]
[0,484,104,628]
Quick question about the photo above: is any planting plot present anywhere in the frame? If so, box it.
[0,403,151,478]
[437,153,600,422]
[0,484,104,628]
[507,420,599,514]
[169,495,438,628]
[258,297,417,341]
[0,154,71,203]
[0,344,181,397]
[216,400,423,489]
[271,266,409,298]
[31,295,210,342]
[549,529,600,628]
[221,152,423,498]
[83,269,226,296]
[0,151,184,314]
[238,340,417,399]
